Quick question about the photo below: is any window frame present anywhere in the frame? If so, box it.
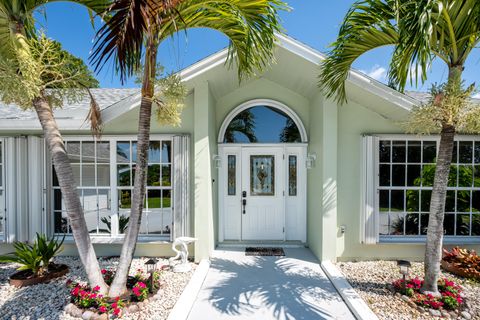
[0,139,4,240]
[50,135,175,243]
[374,134,480,244]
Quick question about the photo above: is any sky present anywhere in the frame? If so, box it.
[35,0,480,95]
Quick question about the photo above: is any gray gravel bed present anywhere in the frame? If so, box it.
[0,256,195,319]
[337,261,480,320]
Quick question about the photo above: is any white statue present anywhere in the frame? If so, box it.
[169,237,197,272]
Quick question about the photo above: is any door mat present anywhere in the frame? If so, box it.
[245,247,285,256]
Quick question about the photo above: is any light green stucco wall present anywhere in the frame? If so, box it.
[215,78,311,136]
[193,81,217,261]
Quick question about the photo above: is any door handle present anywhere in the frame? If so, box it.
[242,199,247,214]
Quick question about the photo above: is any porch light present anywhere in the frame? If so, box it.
[306,153,317,169]
[212,155,221,168]
[145,258,158,293]
[397,260,411,294]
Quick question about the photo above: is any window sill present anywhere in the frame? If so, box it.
[61,235,171,244]
[379,236,480,245]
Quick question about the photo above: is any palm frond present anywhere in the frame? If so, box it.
[158,0,288,80]
[318,0,398,103]
[90,0,181,81]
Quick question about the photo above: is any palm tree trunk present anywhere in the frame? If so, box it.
[108,35,158,297]
[423,124,455,294]
[33,93,108,294]
[423,65,462,294]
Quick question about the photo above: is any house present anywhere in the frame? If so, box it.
[0,34,479,262]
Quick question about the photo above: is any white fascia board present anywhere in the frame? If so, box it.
[179,49,229,82]
[100,92,143,124]
[276,34,419,111]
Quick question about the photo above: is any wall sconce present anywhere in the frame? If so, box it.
[306,153,317,169]
[212,155,221,168]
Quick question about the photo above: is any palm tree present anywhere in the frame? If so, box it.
[224,109,258,143]
[319,0,480,295]
[91,0,287,296]
[0,0,111,293]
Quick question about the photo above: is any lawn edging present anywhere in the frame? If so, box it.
[167,259,211,320]
[321,261,379,320]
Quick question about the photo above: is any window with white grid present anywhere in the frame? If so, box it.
[377,138,480,238]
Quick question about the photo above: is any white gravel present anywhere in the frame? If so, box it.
[0,256,195,319]
[337,260,480,320]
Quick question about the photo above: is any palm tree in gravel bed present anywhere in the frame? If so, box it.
[319,0,480,295]
[0,0,111,293]
[90,0,288,297]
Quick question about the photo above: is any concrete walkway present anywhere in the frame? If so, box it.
[187,247,355,320]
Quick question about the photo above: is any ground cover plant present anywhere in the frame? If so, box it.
[66,266,165,317]
[392,277,464,311]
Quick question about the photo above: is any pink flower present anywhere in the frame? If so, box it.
[113,308,121,316]
[137,282,146,288]
[115,297,120,302]
[112,302,118,309]
[93,285,100,292]
[99,306,107,313]
[71,287,80,296]
[101,269,107,274]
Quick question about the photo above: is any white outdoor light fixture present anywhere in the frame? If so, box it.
[145,258,158,293]
[212,155,221,168]
[397,260,411,294]
[306,153,317,169]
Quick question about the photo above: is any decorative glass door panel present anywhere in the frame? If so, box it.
[250,156,275,196]
[241,148,284,240]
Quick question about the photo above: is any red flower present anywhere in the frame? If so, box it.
[113,308,121,316]
[99,306,107,313]
[72,287,80,296]
[93,285,100,292]
[112,302,118,309]
[115,296,120,302]
[101,269,107,274]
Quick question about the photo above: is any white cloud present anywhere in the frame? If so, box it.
[473,93,480,99]
[360,65,387,82]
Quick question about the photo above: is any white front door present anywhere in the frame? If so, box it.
[241,147,284,240]
[219,145,306,242]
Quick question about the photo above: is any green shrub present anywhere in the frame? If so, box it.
[0,233,64,276]
[36,233,65,270]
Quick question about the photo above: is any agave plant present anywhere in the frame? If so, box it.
[0,242,43,276]
[36,233,65,271]
[0,233,64,276]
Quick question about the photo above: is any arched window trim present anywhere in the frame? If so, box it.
[218,99,308,144]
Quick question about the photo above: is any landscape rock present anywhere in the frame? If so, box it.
[461,311,472,320]
[0,257,196,320]
[128,304,139,313]
[337,261,480,320]
[97,314,108,320]
[82,310,94,320]
[429,309,441,317]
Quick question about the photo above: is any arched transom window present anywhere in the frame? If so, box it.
[223,105,303,143]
